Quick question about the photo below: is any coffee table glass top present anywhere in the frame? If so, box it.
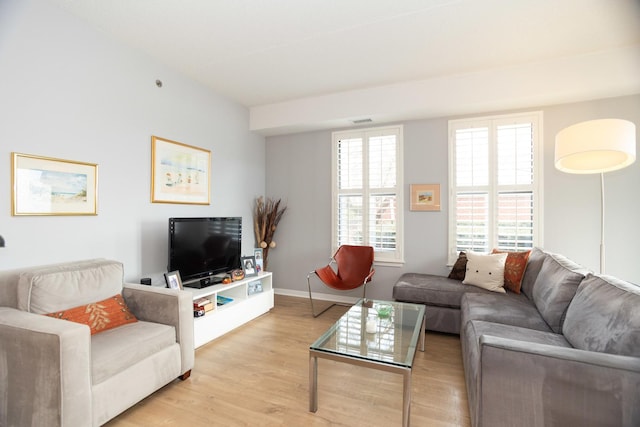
[310,299,425,368]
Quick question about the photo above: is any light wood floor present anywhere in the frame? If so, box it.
[105,295,471,427]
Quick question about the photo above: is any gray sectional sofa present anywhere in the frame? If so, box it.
[393,247,640,427]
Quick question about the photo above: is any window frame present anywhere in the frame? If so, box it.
[331,125,404,265]
[447,112,544,264]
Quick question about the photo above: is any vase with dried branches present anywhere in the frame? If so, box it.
[253,196,287,271]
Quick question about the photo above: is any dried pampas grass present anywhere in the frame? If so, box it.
[253,196,287,270]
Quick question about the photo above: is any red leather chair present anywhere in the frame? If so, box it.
[307,245,375,317]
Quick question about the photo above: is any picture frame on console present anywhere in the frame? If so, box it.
[410,183,441,211]
[11,152,98,216]
[164,270,183,290]
[151,136,211,205]
[253,248,263,273]
[241,256,258,278]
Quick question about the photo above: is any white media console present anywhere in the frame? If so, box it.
[188,271,274,348]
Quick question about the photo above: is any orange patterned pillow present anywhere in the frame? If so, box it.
[491,249,531,294]
[45,294,137,334]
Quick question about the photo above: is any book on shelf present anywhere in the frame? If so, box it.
[216,295,233,306]
[193,298,214,312]
[194,297,211,307]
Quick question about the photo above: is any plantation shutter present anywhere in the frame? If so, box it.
[333,126,404,264]
[495,122,535,250]
[449,113,541,263]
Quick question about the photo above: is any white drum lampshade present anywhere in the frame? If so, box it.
[555,119,636,174]
[554,118,637,274]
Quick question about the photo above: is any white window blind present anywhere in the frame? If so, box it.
[333,126,404,264]
[448,113,542,263]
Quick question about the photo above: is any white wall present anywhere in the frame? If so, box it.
[0,0,266,281]
[266,94,640,301]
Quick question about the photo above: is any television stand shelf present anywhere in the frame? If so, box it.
[188,272,273,348]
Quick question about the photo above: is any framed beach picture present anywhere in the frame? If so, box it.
[12,152,98,216]
[151,136,211,204]
[410,184,441,211]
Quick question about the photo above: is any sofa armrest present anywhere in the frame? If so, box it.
[478,335,640,427]
[122,284,194,375]
[0,307,92,427]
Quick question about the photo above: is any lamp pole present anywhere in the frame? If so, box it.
[600,173,605,274]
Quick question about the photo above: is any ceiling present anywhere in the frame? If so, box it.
[47,0,640,135]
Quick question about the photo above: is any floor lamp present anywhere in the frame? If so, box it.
[555,119,636,274]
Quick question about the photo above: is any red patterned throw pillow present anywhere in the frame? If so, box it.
[491,249,531,294]
[45,294,137,334]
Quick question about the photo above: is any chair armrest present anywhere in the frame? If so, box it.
[0,307,92,427]
[477,335,640,427]
[122,284,194,375]
[364,268,375,283]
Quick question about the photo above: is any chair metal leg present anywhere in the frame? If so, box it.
[307,273,337,318]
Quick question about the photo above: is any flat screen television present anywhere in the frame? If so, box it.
[168,217,242,287]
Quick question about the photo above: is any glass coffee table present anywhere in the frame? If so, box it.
[309,299,426,427]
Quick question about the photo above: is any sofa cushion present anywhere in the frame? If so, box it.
[45,294,137,335]
[17,260,124,314]
[393,273,496,309]
[563,275,640,357]
[531,253,588,333]
[461,292,552,333]
[91,320,177,385]
[462,251,508,293]
[519,247,546,299]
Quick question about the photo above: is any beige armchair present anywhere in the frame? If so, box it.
[0,259,194,426]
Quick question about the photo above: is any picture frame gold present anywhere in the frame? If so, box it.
[410,184,441,211]
[12,152,98,216]
[151,136,210,204]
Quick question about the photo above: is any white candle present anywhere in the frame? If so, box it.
[366,318,376,333]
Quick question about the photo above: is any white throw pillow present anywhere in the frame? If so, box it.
[462,251,508,293]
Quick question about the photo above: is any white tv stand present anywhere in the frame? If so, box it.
[188,272,273,348]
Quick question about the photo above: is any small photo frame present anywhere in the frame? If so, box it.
[410,184,441,211]
[164,270,183,290]
[253,248,263,273]
[241,256,257,278]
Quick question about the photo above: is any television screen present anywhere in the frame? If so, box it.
[168,217,242,284]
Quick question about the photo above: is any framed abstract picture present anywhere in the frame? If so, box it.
[410,184,441,211]
[12,152,98,216]
[151,136,211,204]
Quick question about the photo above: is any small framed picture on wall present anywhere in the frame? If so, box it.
[410,184,441,211]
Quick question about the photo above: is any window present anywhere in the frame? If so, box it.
[448,112,542,263]
[332,125,404,264]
